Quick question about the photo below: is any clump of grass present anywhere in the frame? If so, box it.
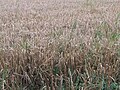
[0,19,119,89]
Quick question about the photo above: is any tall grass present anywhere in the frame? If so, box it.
[0,0,120,90]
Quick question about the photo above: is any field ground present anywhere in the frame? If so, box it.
[0,0,120,90]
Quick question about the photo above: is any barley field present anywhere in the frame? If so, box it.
[0,0,120,90]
